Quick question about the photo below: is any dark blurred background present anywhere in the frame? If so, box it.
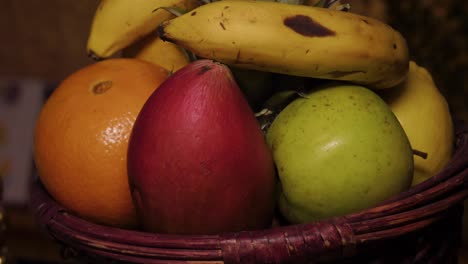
[0,0,466,263]
[350,0,467,122]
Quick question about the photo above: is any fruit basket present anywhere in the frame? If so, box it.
[30,120,468,264]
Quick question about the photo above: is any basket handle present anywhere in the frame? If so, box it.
[29,180,66,228]
[219,218,355,264]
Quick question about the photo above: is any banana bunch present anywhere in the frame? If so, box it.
[158,0,410,89]
[87,0,200,60]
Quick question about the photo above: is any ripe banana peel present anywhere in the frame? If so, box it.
[379,61,454,186]
[159,0,410,89]
[87,0,200,59]
[122,34,190,72]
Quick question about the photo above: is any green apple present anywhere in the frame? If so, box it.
[379,61,454,186]
[266,83,414,224]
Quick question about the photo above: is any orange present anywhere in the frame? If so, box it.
[33,58,169,228]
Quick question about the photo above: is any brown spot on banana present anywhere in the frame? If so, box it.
[283,15,335,37]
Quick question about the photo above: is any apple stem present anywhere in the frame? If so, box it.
[412,149,428,159]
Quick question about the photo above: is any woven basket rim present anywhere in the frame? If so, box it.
[30,120,468,263]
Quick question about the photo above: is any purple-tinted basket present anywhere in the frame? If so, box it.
[30,121,468,263]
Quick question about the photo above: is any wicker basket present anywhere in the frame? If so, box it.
[30,120,468,264]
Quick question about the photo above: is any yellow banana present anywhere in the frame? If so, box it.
[379,61,454,186]
[122,33,191,72]
[158,0,409,89]
[87,0,200,59]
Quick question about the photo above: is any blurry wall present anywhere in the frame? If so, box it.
[0,0,97,82]
[0,1,99,262]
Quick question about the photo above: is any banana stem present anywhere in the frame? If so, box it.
[152,7,187,17]
[335,3,351,11]
[412,149,428,159]
[321,0,352,11]
[87,50,103,61]
[324,0,339,7]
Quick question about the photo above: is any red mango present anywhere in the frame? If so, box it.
[127,60,276,234]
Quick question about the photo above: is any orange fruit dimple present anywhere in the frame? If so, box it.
[34,58,169,228]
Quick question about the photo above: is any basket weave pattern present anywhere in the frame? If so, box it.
[31,121,468,263]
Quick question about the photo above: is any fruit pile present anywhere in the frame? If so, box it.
[33,0,454,236]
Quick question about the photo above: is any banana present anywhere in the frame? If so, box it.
[122,33,191,72]
[87,0,200,59]
[379,61,454,186]
[158,0,409,89]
